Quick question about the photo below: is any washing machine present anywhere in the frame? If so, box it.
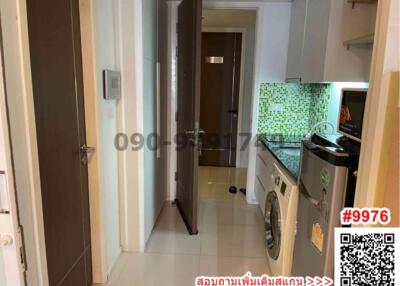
[265,163,299,276]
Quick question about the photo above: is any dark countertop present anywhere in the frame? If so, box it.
[257,134,303,180]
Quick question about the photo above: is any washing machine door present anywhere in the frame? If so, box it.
[265,191,281,260]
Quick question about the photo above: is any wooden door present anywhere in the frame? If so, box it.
[26,0,92,285]
[175,0,202,235]
[199,32,242,167]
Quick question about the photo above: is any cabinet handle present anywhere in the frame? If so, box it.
[285,77,302,83]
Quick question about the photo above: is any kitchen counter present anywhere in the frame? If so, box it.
[257,134,303,180]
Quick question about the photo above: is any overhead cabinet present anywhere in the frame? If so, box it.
[285,0,308,82]
[286,0,376,83]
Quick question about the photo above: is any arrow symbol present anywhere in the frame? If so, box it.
[306,276,315,286]
[315,277,323,286]
[323,277,333,286]
[305,276,333,286]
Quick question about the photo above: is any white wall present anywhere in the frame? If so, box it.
[92,0,121,275]
[246,2,291,203]
[240,27,255,167]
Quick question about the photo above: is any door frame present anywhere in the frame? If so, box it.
[0,19,25,285]
[166,1,264,203]
[202,2,264,205]
[354,0,400,208]
[78,0,108,283]
[201,28,247,169]
[1,0,110,284]
[0,0,48,284]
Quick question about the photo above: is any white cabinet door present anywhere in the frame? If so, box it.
[301,0,331,83]
[287,0,374,83]
[286,0,308,81]
[255,145,277,214]
[0,38,25,286]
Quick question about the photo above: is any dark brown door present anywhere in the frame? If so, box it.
[199,32,242,167]
[26,0,92,285]
[175,0,202,235]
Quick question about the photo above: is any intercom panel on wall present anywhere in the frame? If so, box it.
[103,70,121,100]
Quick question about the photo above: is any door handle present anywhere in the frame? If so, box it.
[80,145,96,165]
[303,141,349,157]
[228,110,238,118]
[185,129,204,156]
[299,179,326,210]
[80,145,96,154]
[185,129,205,135]
[198,137,203,156]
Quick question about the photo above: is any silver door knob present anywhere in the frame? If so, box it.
[80,145,96,154]
[80,145,96,165]
[0,235,13,246]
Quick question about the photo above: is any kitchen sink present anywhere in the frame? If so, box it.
[280,148,301,157]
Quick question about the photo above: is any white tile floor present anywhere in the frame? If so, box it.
[107,167,269,286]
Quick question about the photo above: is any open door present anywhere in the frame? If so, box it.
[175,0,203,235]
[0,29,25,286]
[26,0,93,284]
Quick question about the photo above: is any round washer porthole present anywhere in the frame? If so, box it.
[265,191,281,260]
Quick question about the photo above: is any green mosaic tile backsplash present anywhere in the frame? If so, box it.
[258,83,331,136]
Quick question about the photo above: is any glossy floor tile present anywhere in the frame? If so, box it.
[107,167,269,286]
[199,256,268,276]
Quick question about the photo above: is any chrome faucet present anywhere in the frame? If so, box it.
[306,121,335,139]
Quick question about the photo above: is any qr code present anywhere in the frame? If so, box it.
[335,228,400,286]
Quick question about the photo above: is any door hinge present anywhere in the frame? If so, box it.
[18,226,27,273]
[174,172,178,181]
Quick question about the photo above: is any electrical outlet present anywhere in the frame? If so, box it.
[269,104,284,112]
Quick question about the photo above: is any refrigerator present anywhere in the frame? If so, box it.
[291,134,356,278]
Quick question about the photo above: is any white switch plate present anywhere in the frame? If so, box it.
[269,104,284,112]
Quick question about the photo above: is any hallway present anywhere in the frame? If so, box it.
[107,167,269,285]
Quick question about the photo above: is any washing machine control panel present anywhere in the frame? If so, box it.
[272,164,296,201]
[274,176,281,186]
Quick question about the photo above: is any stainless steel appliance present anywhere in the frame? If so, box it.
[292,134,349,278]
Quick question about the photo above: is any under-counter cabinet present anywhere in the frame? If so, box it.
[286,0,377,83]
[255,144,276,214]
